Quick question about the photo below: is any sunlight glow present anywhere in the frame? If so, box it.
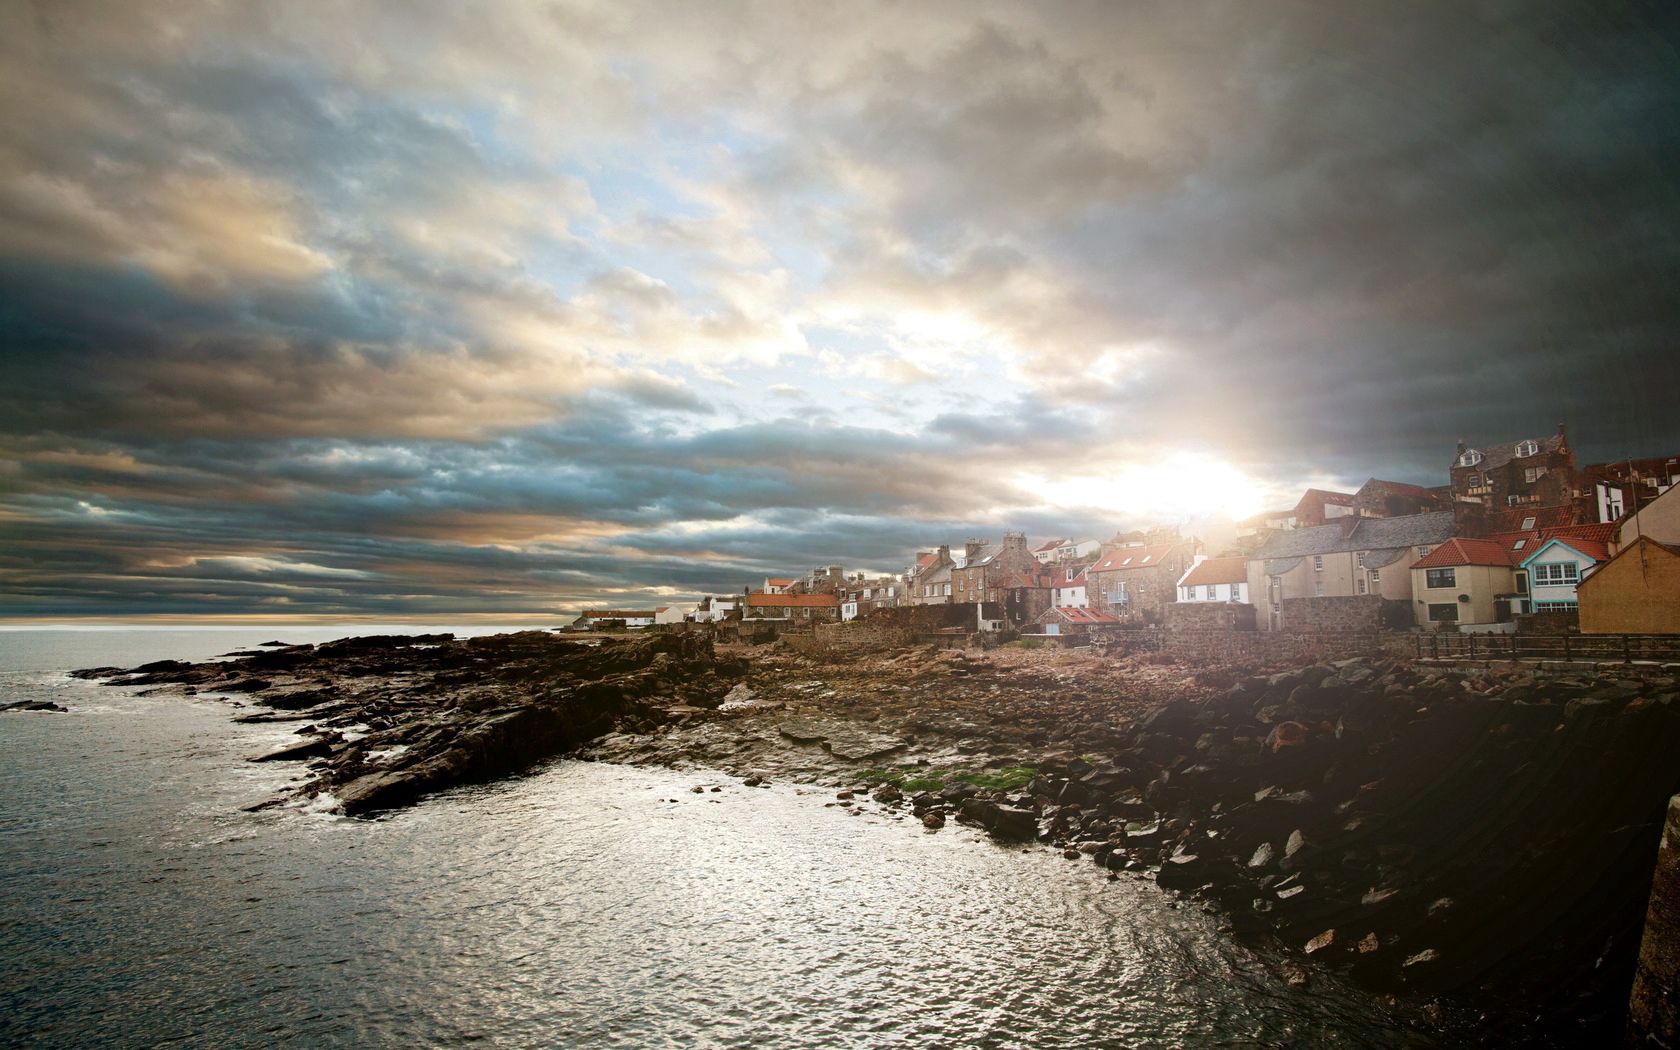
[1020,452,1268,523]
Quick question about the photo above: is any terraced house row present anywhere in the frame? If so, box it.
[645,427,1679,637]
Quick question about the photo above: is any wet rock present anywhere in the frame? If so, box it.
[1304,929,1337,955]
[249,735,340,762]
[1,700,70,713]
[957,798,1037,841]
[921,811,945,830]
[1248,842,1276,870]
[871,783,903,804]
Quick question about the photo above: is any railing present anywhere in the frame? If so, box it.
[1416,632,1680,663]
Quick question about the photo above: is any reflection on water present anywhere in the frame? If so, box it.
[0,632,1433,1048]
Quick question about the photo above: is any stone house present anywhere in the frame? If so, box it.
[1294,488,1356,527]
[1087,540,1198,623]
[1578,537,1680,634]
[1352,478,1449,519]
[1247,511,1456,631]
[1407,538,1521,628]
[951,533,1038,605]
[1449,425,1579,530]
[907,546,956,605]
[1175,556,1250,604]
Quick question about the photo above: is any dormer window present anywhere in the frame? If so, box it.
[1458,449,1483,467]
[1520,516,1536,530]
[1515,439,1539,458]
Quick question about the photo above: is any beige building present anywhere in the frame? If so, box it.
[1407,538,1521,627]
[1247,512,1456,631]
[1578,537,1680,634]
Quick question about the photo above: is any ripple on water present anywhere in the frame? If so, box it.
[1,671,1436,1048]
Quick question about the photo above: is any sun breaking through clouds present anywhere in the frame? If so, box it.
[1,0,1677,619]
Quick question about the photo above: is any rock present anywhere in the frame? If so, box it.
[1304,929,1337,955]
[1265,721,1309,753]
[1248,842,1276,870]
[921,811,945,830]
[836,789,855,800]
[1284,829,1307,860]
[1157,847,1208,889]
[957,798,1037,841]
[249,735,339,762]
[939,781,980,803]
[871,783,903,804]
[1,700,69,713]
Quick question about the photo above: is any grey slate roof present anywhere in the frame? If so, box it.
[1252,511,1456,561]
[1452,433,1564,472]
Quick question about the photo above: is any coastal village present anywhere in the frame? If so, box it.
[573,425,1680,641]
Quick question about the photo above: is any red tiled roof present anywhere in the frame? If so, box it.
[997,571,1054,590]
[1032,539,1065,553]
[1482,505,1583,533]
[582,609,659,618]
[914,553,937,570]
[1180,556,1247,587]
[1053,606,1123,624]
[1411,538,1517,570]
[744,593,839,608]
[765,577,795,586]
[1089,544,1183,573]
[1544,522,1616,545]
[1524,536,1609,563]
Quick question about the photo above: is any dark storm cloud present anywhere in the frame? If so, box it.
[1,0,1677,617]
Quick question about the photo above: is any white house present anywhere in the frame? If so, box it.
[1049,563,1089,608]
[1176,556,1250,603]
[694,597,738,622]
[1518,538,1605,612]
[1055,538,1101,562]
[655,604,696,625]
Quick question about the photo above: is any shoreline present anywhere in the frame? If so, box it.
[73,628,1680,1045]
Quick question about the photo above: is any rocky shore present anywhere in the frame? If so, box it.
[78,630,1680,1042]
[74,631,744,814]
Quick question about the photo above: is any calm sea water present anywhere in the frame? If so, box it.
[0,628,1438,1048]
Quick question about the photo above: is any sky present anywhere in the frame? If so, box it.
[1,0,1677,622]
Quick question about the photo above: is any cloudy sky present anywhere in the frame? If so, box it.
[1,1,1676,621]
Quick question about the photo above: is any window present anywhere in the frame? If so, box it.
[1511,539,1526,551]
[1313,555,1324,572]
[1520,516,1536,530]
[1532,562,1579,586]
[1314,580,1325,597]
[1417,545,1433,558]
[1356,578,1367,595]
[1536,600,1578,611]
[1425,567,1457,588]
[1458,450,1483,467]
[1370,570,1380,586]
[1515,439,1539,458]
[1515,570,1529,594]
[1524,467,1544,483]
[1427,603,1460,622]
[1356,551,1367,568]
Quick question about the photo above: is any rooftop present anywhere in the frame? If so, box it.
[1180,556,1248,586]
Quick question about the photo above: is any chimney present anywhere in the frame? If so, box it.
[1456,439,1466,456]
[936,544,950,563]
[965,539,984,561]
[1340,516,1361,538]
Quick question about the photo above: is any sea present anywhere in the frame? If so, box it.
[0,627,1440,1048]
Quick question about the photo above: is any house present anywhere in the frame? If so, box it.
[1352,478,1449,519]
[1054,538,1101,563]
[1518,536,1608,613]
[742,593,841,622]
[655,604,696,625]
[1408,538,1521,628]
[840,575,902,620]
[1087,539,1198,622]
[994,568,1056,626]
[1176,556,1250,604]
[951,533,1038,605]
[1577,537,1680,634]
[1582,456,1680,524]
[1031,539,1066,564]
[762,577,796,594]
[907,546,957,605]
[694,597,738,622]
[1028,605,1125,638]
[1613,482,1680,553]
[1293,488,1357,527]
[1449,425,1579,529]
[1247,511,1456,631]
[572,609,659,630]
[1049,562,1090,608]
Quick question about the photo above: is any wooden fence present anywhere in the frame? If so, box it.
[1416,632,1680,663]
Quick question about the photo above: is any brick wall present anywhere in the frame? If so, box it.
[1165,602,1257,631]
